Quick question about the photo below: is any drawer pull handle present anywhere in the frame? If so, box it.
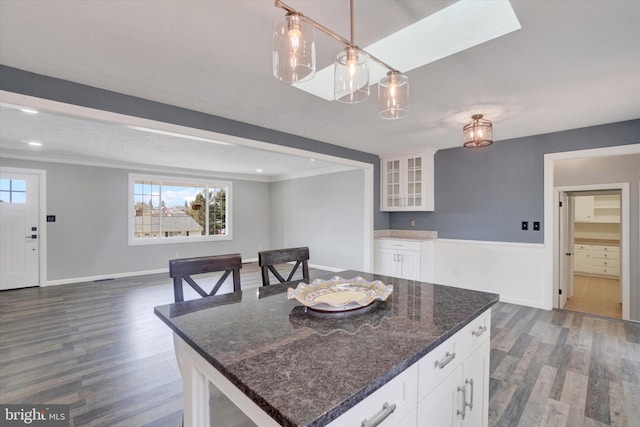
[457,386,467,419]
[472,325,487,337]
[361,402,396,427]
[435,351,456,369]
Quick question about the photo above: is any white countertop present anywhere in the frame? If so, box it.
[374,229,438,240]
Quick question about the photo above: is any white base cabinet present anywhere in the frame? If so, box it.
[418,310,490,427]
[574,243,620,278]
[374,238,434,282]
[173,309,491,427]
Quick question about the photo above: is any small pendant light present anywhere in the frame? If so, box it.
[378,71,409,119]
[334,46,369,103]
[273,12,316,83]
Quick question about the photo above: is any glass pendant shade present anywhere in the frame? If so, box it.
[378,71,409,119]
[334,46,369,103]
[273,13,316,83]
[463,114,493,148]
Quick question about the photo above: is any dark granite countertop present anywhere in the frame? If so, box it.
[154,270,498,427]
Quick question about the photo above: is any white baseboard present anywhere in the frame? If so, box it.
[43,259,342,287]
[45,268,168,286]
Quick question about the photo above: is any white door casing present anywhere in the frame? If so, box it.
[554,183,630,320]
[0,168,45,290]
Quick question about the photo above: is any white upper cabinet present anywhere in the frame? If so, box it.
[381,151,435,211]
[574,194,620,223]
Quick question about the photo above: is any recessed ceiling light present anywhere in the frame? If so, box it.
[21,108,39,114]
[27,141,42,146]
[309,158,315,162]
[256,169,263,173]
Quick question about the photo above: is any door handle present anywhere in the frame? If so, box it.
[465,378,474,411]
[457,385,466,419]
[25,235,38,239]
[565,253,572,256]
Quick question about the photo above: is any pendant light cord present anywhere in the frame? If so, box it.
[350,0,354,45]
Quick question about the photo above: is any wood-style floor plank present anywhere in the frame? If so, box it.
[2,270,639,426]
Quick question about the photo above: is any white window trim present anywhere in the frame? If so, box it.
[128,173,232,246]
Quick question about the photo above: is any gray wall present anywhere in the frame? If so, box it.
[390,120,640,242]
[0,65,389,230]
[555,154,640,320]
[0,158,271,281]
[270,169,365,271]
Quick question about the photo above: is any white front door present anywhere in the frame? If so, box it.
[0,171,40,289]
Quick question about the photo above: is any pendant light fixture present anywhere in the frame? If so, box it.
[463,114,493,148]
[334,0,368,103]
[378,71,409,119]
[273,12,316,83]
[273,0,408,118]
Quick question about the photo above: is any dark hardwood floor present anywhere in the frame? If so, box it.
[1,264,638,426]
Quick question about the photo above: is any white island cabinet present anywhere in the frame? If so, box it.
[381,150,435,212]
[155,270,497,427]
[173,309,491,427]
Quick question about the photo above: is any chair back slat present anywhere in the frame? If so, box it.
[258,247,310,286]
[169,253,242,302]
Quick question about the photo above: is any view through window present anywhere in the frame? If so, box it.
[0,179,26,203]
[129,175,230,244]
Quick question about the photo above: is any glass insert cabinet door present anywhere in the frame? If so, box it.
[406,157,422,207]
[385,159,402,208]
[381,152,433,212]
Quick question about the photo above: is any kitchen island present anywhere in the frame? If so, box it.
[154,270,498,427]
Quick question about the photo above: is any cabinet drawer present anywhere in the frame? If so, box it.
[592,245,619,253]
[592,251,619,260]
[591,266,620,277]
[418,333,461,400]
[327,363,418,427]
[375,239,421,251]
[574,244,591,251]
[462,310,491,358]
[592,258,619,268]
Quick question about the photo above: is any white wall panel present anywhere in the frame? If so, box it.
[433,239,546,309]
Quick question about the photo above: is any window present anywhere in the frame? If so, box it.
[0,179,26,203]
[128,174,231,245]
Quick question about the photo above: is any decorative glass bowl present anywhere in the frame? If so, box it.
[287,276,393,312]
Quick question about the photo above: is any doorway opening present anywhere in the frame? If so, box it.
[559,190,622,318]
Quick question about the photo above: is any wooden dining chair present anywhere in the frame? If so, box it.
[258,247,310,287]
[169,253,242,302]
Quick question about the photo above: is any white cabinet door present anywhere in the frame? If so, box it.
[397,249,421,281]
[573,250,591,273]
[418,365,463,427]
[382,157,403,209]
[374,246,398,277]
[461,341,489,427]
[574,196,594,221]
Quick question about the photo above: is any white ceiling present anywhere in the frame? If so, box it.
[0,0,639,176]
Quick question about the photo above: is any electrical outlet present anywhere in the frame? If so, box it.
[410,219,416,227]
[521,221,529,231]
[533,221,541,231]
